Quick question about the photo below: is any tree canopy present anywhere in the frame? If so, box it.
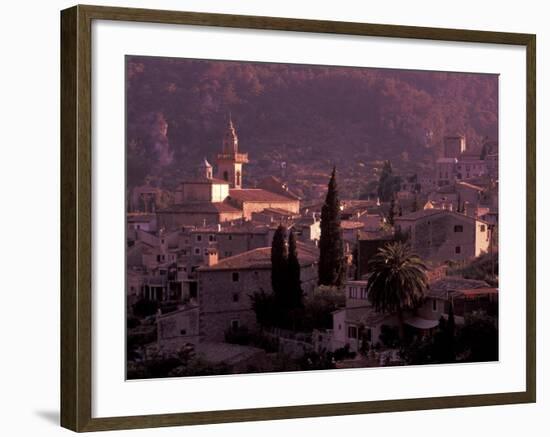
[318,167,345,286]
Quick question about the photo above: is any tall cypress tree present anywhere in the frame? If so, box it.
[387,195,396,226]
[271,225,288,302]
[318,167,345,286]
[287,229,303,309]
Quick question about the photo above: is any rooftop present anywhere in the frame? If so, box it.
[457,181,485,191]
[395,208,487,224]
[158,202,242,215]
[427,277,491,298]
[228,188,299,203]
[198,241,318,272]
[340,220,365,230]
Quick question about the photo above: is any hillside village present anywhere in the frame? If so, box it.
[126,118,499,378]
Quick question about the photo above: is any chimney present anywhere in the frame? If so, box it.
[204,249,219,267]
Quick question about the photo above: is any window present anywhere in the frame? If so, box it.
[232,272,240,282]
[230,320,239,330]
[455,246,461,254]
[196,235,202,242]
[204,248,209,255]
[194,247,200,255]
[161,239,165,244]
[180,329,187,335]
[228,235,233,240]
[232,293,239,302]
[209,234,215,242]
[454,225,463,232]
[348,326,358,339]
[224,251,232,257]
[480,225,486,232]
[365,328,372,342]
[432,298,437,312]
[223,171,229,181]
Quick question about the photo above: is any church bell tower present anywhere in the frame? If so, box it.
[216,116,248,189]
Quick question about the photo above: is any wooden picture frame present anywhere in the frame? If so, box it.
[60,4,536,432]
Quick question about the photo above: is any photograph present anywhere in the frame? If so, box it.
[125,56,499,379]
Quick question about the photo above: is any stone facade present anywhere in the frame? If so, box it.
[197,269,271,342]
[395,209,490,262]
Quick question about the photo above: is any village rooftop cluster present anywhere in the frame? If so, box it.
[126,118,499,378]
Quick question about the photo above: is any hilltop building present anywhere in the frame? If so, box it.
[157,119,300,228]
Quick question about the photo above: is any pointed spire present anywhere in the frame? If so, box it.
[223,113,239,154]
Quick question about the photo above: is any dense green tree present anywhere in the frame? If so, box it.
[431,302,457,363]
[318,167,345,286]
[271,224,288,300]
[287,229,304,309]
[459,312,498,362]
[377,160,401,202]
[367,242,428,339]
[387,195,397,225]
[250,290,278,328]
[132,297,159,318]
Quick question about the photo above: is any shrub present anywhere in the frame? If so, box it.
[132,298,158,318]
[379,325,400,348]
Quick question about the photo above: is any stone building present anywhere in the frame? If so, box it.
[443,135,466,159]
[486,152,499,180]
[395,209,491,262]
[129,177,161,213]
[436,158,458,187]
[157,119,300,229]
[456,155,487,180]
[196,242,319,342]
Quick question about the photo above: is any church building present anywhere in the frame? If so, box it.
[157,118,300,229]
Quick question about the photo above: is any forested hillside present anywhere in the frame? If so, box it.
[126,56,498,189]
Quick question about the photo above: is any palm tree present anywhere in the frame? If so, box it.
[366,241,428,339]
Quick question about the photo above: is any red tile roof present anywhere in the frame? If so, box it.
[229,188,299,204]
[340,220,365,230]
[158,202,242,215]
[198,241,318,271]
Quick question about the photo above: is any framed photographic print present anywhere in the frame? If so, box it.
[60,4,536,432]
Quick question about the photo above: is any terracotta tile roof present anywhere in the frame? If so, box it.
[457,181,485,191]
[357,230,394,241]
[228,188,299,204]
[255,207,298,216]
[396,209,444,221]
[427,277,491,299]
[340,220,365,230]
[198,241,318,272]
[454,287,498,298]
[158,202,242,215]
[396,209,489,225]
